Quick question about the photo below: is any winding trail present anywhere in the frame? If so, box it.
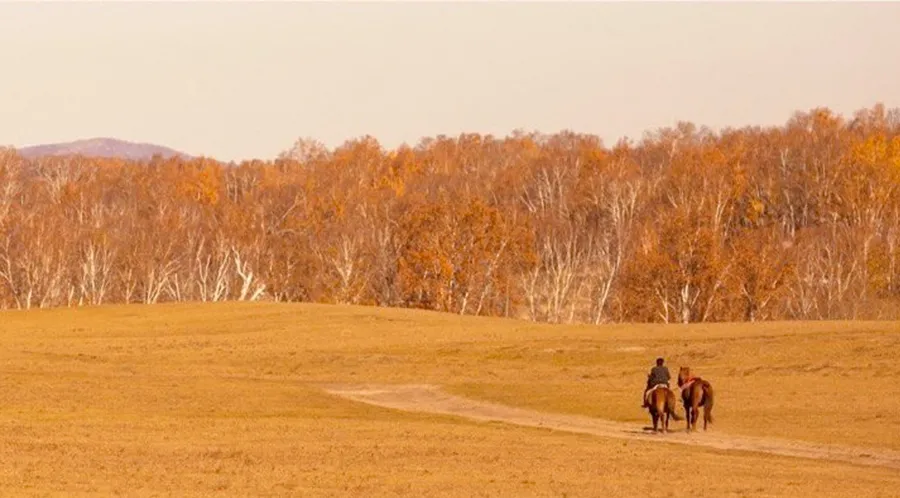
[322,383,900,470]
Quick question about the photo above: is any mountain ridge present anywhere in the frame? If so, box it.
[17,137,192,161]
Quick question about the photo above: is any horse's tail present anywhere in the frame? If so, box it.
[668,405,683,421]
[652,390,667,415]
[702,380,714,424]
[667,390,683,421]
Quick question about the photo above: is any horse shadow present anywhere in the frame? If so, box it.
[629,426,687,435]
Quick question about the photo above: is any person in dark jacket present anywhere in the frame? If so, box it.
[641,357,671,408]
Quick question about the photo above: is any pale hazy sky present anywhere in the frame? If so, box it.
[2,1,899,162]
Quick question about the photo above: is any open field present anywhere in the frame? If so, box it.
[1,302,899,496]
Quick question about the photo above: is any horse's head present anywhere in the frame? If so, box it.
[677,366,691,386]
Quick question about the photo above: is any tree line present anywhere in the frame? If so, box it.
[2,104,899,322]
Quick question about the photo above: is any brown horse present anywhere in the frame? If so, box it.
[645,384,682,433]
[677,366,715,432]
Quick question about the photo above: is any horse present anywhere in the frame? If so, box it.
[645,384,682,433]
[677,366,715,432]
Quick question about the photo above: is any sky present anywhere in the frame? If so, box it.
[1,1,899,162]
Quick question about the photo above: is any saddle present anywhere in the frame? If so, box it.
[680,377,699,392]
[644,383,669,402]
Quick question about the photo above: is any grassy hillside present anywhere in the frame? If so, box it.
[1,303,898,496]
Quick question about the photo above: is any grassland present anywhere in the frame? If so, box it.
[1,302,898,496]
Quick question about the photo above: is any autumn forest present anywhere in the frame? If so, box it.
[2,104,900,323]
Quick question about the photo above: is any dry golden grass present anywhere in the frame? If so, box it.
[1,302,899,496]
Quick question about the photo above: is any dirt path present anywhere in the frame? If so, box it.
[322,383,900,470]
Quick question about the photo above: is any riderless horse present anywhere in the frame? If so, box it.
[677,366,715,432]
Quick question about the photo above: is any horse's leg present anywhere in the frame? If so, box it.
[687,401,694,431]
[691,388,702,431]
[692,401,700,431]
[662,409,669,433]
[651,409,659,433]
[702,392,712,431]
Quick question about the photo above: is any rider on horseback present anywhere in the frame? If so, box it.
[641,357,671,408]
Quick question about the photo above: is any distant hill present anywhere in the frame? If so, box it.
[17,138,192,161]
